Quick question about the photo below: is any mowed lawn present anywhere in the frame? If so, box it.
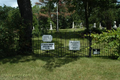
[0,55,120,80]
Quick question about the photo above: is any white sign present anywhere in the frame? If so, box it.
[41,43,55,50]
[69,41,80,50]
[42,35,52,42]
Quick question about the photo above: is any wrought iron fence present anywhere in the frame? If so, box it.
[32,30,115,57]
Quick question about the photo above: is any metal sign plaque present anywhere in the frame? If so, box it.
[41,43,55,50]
[93,49,100,54]
[42,35,52,42]
[69,41,80,50]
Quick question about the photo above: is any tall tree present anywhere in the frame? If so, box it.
[17,0,33,54]
[70,0,118,30]
[36,0,75,30]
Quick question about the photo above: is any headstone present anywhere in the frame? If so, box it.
[33,26,35,30]
[80,22,83,28]
[72,21,74,28]
[69,41,80,50]
[50,21,53,30]
[93,23,96,28]
[119,24,120,27]
[99,23,102,29]
[113,21,117,29]
[41,43,55,50]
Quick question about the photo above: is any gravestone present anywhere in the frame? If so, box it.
[113,21,117,29]
[80,22,83,28]
[33,26,35,30]
[119,24,120,27]
[93,23,96,28]
[99,23,102,29]
[50,21,53,30]
[72,21,74,28]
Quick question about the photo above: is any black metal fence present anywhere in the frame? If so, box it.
[32,30,115,57]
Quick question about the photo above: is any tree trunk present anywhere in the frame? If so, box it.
[17,0,33,54]
[106,21,112,30]
[84,1,89,30]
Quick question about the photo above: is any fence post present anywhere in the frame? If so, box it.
[89,30,92,57]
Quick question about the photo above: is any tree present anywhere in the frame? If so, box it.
[0,5,14,25]
[68,0,118,30]
[17,0,33,54]
[36,0,75,30]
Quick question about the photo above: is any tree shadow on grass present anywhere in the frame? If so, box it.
[0,52,118,71]
[0,54,80,71]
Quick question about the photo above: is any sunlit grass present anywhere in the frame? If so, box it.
[1,28,119,80]
[0,56,120,80]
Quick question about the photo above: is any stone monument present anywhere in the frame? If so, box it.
[113,21,117,29]
[99,23,102,29]
[50,21,53,30]
[80,22,83,28]
[33,26,35,30]
[72,21,74,28]
[93,23,96,28]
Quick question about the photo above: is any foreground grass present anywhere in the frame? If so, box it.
[0,56,120,80]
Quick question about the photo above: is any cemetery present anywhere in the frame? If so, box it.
[0,0,120,80]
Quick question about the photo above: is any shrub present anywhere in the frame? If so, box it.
[90,29,120,60]
[0,25,17,57]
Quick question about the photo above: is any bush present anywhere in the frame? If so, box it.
[0,25,17,57]
[91,29,120,60]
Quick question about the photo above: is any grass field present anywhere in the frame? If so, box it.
[0,28,120,80]
[0,56,120,80]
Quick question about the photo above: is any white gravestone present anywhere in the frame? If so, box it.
[41,43,55,50]
[80,22,83,28]
[42,35,52,42]
[113,21,117,29]
[50,21,53,30]
[72,21,74,28]
[33,26,35,30]
[99,23,102,29]
[93,23,96,28]
[69,41,80,50]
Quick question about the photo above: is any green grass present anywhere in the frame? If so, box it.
[0,56,120,80]
[1,28,120,80]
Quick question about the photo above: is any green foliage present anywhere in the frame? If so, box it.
[6,8,22,31]
[91,29,120,59]
[38,16,50,34]
[0,25,17,57]
[0,5,14,25]
[0,6,20,57]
